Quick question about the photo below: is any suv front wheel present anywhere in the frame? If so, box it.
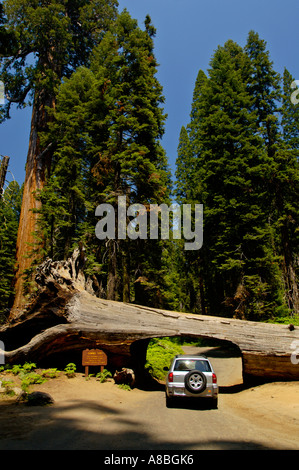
[184,370,206,394]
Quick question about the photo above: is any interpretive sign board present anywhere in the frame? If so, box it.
[82,349,107,376]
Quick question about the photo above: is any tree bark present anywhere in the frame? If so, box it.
[10,86,55,320]
[0,155,9,198]
[107,239,120,301]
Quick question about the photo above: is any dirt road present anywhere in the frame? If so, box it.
[0,347,298,450]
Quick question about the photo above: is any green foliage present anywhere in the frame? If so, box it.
[37,9,171,306]
[1,0,298,325]
[117,383,131,391]
[11,362,36,375]
[0,180,22,322]
[0,0,118,121]
[0,3,16,56]
[10,364,22,375]
[0,379,15,396]
[20,372,47,392]
[64,363,76,378]
[145,338,184,381]
[267,315,299,326]
[21,362,36,372]
[96,369,112,383]
[85,374,94,381]
[175,32,299,321]
[40,368,59,379]
[0,362,59,393]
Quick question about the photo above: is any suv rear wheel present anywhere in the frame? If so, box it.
[184,370,206,394]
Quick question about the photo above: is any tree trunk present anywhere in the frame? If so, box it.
[122,243,131,302]
[285,263,299,315]
[0,155,9,198]
[107,239,119,301]
[280,213,299,315]
[10,88,55,320]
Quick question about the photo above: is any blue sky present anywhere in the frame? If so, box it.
[1,0,299,185]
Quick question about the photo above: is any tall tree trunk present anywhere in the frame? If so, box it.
[281,226,299,315]
[0,155,9,198]
[122,241,130,303]
[10,88,55,319]
[107,239,119,301]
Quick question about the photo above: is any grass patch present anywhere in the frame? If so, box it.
[267,315,299,326]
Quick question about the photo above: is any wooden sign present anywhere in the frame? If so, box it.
[82,349,107,376]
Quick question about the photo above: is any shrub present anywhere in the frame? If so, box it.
[64,363,76,378]
[0,379,15,396]
[11,363,36,375]
[117,384,131,391]
[145,337,184,381]
[21,372,47,392]
[96,369,112,383]
[41,368,60,379]
[11,364,23,375]
[22,362,37,372]
[268,315,299,327]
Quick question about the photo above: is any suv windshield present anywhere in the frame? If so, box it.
[174,359,211,372]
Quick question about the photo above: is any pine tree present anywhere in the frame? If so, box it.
[38,10,171,305]
[245,34,299,315]
[89,10,171,302]
[175,126,192,204]
[174,71,210,314]
[0,180,22,322]
[245,31,281,160]
[37,67,99,261]
[281,68,299,150]
[176,38,284,319]
[274,68,299,314]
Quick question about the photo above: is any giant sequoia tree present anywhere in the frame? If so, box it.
[0,0,118,318]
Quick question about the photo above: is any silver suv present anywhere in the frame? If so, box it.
[165,355,218,409]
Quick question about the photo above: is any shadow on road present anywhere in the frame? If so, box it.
[219,383,245,394]
[0,398,276,450]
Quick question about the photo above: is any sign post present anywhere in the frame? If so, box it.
[82,349,108,377]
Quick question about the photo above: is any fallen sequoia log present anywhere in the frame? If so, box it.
[1,249,299,384]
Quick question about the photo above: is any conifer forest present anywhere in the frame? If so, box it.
[0,1,298,324]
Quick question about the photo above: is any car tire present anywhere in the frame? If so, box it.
[184,370,206,394]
